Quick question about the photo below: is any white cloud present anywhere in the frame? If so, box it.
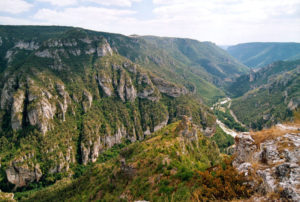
[0,16,38,25]
[33,7,136,32]
[152,0,300,22]
[0,0,33,14]
[87,0,141,7]
[149,0,300,44]
[0,0,299,44]
[37,0,77,7]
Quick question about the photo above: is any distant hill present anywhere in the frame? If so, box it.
[141,36,248,80]
[227,42,300,68]
[218,45,230,50]
[226,60,300,97]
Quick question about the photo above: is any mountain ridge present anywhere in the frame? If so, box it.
[227,42,300,68]
[0,25,249,104]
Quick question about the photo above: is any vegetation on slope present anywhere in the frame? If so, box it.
[141,36,249,102]
[17,119,253,202]
[230,60,300,129]
[142,36,248,78]
[211,126,234,154]
[226,60,300,97]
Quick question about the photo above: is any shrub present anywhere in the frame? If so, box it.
[175,167,193,181]
[192,157,254,201]
[158,180,174,194]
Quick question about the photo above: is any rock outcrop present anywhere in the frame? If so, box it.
[6,161,42,189]
[288,97,300,110]
[81,126,128,165]
[14,40,39,50]
[1,76,17,110]
[11,90,25,130]
[233,130,300,201]
[177,116,200,143]
[97,39,113,57]
[137,73,160,101]
[143,116,169,136]
[95,58,186,103]
[150,76,188,97]
[82,90,93,112]
[97,71,113,97]
[0,76,73,134]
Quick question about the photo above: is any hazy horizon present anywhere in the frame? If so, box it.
[1,0,300,45]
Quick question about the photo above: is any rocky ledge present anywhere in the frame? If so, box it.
[233,130,300,201]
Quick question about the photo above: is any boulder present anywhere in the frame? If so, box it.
[233,133,257,167]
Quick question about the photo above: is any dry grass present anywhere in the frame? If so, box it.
[250,124,300,146]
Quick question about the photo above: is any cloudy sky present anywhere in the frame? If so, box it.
[0,0,299,45]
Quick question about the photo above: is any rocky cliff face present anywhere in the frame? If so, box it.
[233,126,300,201]
[1,75,70,135]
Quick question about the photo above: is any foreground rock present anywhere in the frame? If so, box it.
[233,128,300,201]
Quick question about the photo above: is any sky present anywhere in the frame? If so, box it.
[0,0,299,45]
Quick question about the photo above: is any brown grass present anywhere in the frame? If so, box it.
[250,124,300,146]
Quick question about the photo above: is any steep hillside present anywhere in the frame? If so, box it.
[0,26,220,193]
[227,60,300,97]
[17,118,253,202]
[227,42,300,68]
[140,36,248,101]
[142,36,248,80]
[229,60,300,129]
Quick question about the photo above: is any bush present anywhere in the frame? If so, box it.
[175,167,193,181]
[192,157,254,201]
[158,180,174,194]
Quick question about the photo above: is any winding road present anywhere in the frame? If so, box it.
[213,97,242,137]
